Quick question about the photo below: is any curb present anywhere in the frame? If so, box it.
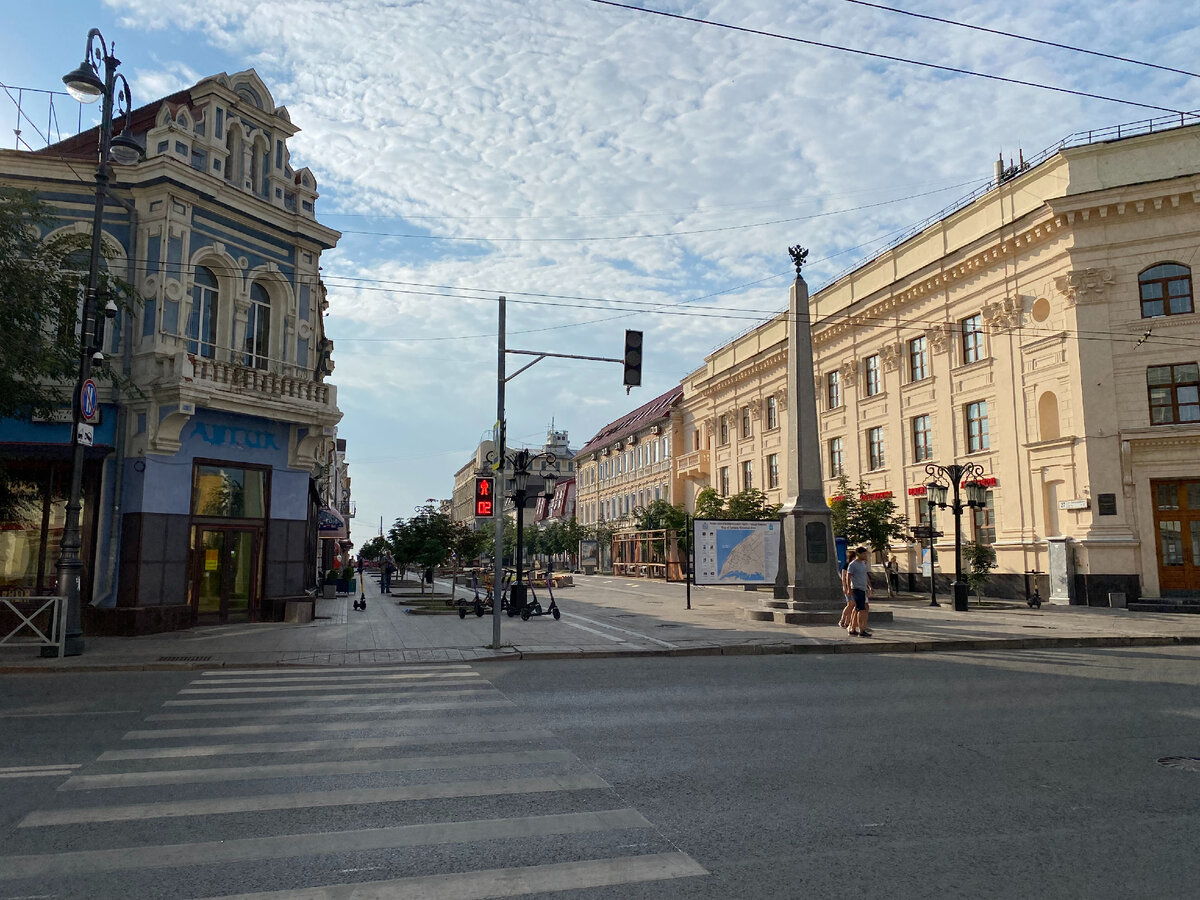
[3,634,1198,674]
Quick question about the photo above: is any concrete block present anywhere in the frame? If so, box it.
[284,600,314,623]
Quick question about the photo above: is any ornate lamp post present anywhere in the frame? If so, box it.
[53,29,143,656]
[487,447,556,612]
[924,461,988,612]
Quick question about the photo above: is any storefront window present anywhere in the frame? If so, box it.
[192,465,267,519]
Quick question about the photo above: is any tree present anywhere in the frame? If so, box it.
[635,499,687,532]
[359,535,389,564]
[694,487,726,519]
[0,187,133,519]
[725,489,782,521]
[829,474,909,557]
[962,541,998,597]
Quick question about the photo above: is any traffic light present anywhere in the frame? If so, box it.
[623,329,643,388]
[474,476,496,517]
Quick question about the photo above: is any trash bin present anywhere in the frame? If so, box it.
[509,583,527,613]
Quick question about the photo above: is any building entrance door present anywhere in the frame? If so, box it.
[193,527,259,623]
[1152,480,1200,596]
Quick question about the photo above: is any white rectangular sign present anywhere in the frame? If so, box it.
[694,519,780,586]
[1058,499,1089,510]
[76,423,94,447]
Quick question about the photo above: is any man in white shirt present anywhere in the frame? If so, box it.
[845,546,873,637]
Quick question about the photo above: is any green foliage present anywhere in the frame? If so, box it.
[694,487,726,519]
[962,541,998,596]
[693,488,780,521]
[358,535,389,563]
[0,187,139,519]
[829,474,909,555]
[635,499,687,532]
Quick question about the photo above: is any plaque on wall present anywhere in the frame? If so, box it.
[1097,493,1118,516]
[805,521,828,564]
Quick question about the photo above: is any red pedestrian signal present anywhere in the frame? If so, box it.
[474,476,496,517]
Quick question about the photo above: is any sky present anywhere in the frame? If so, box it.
[3,1,1198,539]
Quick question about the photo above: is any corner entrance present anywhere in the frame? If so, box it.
[1152,480,1200,596]
[192,526,261,623]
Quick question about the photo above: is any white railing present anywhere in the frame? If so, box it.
[188,355,332,405]
[0,594,66,657]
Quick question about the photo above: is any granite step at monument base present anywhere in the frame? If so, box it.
[745,599,894,626]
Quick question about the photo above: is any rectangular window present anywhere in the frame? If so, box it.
[719,466,730,497]
[829,437,844,477]
[766,396,778,430]
[961,314,984,364]
[1148,364,1200,424]
[192,464,267,519]
[966,401,990,452]
[864,355,881,396]
[827,371,841,409]
[693,428,700,451]
[742,460,753,491]
[916,498,934,529]
[741,406,752,439]
[767,453,780,489]
[719,415,729,445]
[912,414,932,462]
[867,426,884,471]
[972,490,996,544]
[663,436,670,458]
[909,336,928,382]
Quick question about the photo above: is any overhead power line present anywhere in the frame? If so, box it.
[584,0,1185,115]
[838,0,1200,81]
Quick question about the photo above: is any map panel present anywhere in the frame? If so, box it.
[694,519,780,585]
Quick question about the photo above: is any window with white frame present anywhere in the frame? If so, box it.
[867,426,884,470]
[767,453,779,489]
[912,414,932,462]
[961,314,984,365]
[741,406,752,439]
[909,335,928,382]
[966,401,989,452]
[766,395,778,430]
[864,355,881,396]
[829,437,844,477]
[742,460,753,490]
[827,371,841,409]
[719,466,730,497]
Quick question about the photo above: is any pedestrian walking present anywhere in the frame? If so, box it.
[838,554,854,631]
[381,553,394,594]
[886,554,900,597]
[846,546,873,637]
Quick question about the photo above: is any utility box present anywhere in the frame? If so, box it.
[1109,591,1127,609]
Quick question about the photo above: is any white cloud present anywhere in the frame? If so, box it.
[102,0,1199,533]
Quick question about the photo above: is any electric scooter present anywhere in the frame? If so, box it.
[459,571,512,618]
[519,569,561,621]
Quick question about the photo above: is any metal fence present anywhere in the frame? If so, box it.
[0,594,67,658]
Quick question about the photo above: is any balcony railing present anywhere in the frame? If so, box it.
[188,355,332,405]
[675,449,710,478]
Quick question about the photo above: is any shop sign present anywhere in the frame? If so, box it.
[205,549,219,571]
[188,422,280,451]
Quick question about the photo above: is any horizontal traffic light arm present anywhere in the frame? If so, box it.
[503,348,624,384]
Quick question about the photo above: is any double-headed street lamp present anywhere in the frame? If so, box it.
[487,447,556,611]
[924,461,988,613]
[53,29,143,656]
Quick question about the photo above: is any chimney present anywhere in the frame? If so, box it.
[994,152,1004,184]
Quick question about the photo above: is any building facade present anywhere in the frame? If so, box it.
[807,121,1200,601]
[677,322,790,513]
[0,70,344,632]
[574,387,682,528]
[451,430,576,530]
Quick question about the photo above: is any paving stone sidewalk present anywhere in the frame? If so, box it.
[4,572,1199,672]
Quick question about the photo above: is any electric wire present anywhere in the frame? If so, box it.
[836,0,1200,81]
[584,0,1186,115]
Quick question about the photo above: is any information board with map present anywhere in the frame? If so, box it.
[693,519,780,585]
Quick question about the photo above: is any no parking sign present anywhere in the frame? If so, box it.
[80,379,98,423]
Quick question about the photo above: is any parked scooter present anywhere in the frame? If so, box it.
[518,570,561,621]
[460,571,512,619]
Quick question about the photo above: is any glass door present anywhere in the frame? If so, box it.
[1153,481,1200,596]
[193,527,260,623]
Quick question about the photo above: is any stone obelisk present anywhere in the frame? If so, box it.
[772,246,842,613]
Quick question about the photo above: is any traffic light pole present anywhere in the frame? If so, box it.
[491,302,641,648]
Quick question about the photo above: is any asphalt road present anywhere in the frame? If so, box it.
[1,648,1198,899]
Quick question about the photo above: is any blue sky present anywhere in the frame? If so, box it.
[4,1,1198,538]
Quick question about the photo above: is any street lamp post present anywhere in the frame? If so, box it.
[489,448,556,613]
[52,29,142,657]
[924,461,988,612]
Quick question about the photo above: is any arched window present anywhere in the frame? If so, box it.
[1038,391,1061,441]
[1139,263,1193,318]
[224,128,242,185]
[244,283,271,370]
[186,266,219,358]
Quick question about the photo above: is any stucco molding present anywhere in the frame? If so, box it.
[1054,268,1115,305]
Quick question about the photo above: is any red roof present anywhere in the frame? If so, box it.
[576,385,682,457]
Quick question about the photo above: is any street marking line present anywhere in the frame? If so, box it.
[193,852,707,900]
[0,809,653,879]
[0,764,80,780]
[145,696,498,721]
[23,773,610,826]
[0,709,139,719]
[124,713,524,740]
[180,674,480,693]
[562,621,630,644]
[200,665,473,676]
[195,669,474,684]
[563,613,677,648]
[98,728,551,761]
[59,748,572,790]
[163,696,487,710]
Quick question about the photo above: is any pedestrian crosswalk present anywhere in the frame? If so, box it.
[0,663,707,899]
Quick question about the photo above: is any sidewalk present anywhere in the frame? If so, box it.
[4,572,1200,672]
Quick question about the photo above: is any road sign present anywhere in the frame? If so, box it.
[80,379,98,422]
[912,525,943,540]
[76,423,94,447]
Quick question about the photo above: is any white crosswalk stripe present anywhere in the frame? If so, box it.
[2,665,708,899]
